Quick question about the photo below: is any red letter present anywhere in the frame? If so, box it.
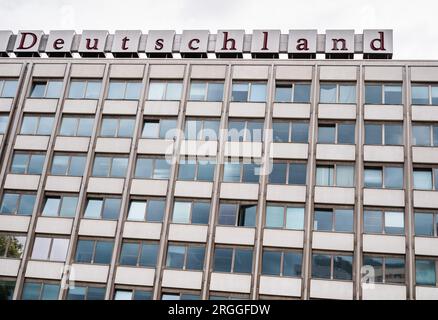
[221,32,236,50]
[53,38,64,50]
[296,38,309,51]
[17,32,37,50]
[85,38,99,50]
[188,38,200,50]
[155,38,164,50]
[370,31,386,51]
[332,39,347,51]
[121,37,130,50]
[261,31,268,50]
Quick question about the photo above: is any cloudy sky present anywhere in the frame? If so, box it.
[0,0,435,59]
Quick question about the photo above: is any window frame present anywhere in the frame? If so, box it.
[271,120,309,143]
[83,196,121,220]
[134,156,171,180]
[30,236,69,262]
[107,80,142,100]
[363,165,404,189]
[274,81,311,103]
[268,161,307,185]
[20,114,55,136]
[319,82,357,104]
[261,248,303,277]
[317,121,356,145]
[231,81,267,103]
[74,237,114,265]
[315,163,355,187]
[411,83,438,106]
[29,79,63,99]
[165,242,206,271]
[213,245,254,274]
[0,192,37,216]
[363,208,406,235]
[0,78,18,98]
[10,151,46,175]
[0,233,27,259]
[264,203,305,230]
[171,199,211,225]
[362,254,406,284]
[414,211,438,237]
[177,156,216,182]
[92,154,129,178]
[67,79,102,100]
[147,80,183,101]
[50,153,87,176]
[364,122,404,146]
[227,119,264,142]
[118,240,159,268]
[222,158,261,183]
[141,117,177,139]
[188,80,224,102]
[127,197,166,222]
[313,207,355,233]
[99,116,136,138]
[365,82,403,105]
[58,115,94,137]
[311,251,354,281]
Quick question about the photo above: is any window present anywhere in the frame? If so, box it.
[189,81,224,101]
[228,120,263,142]
[172,200,211,225]
[274,82,311,103]
[223,160,261,183]
[114,289,152,300]
[134,157,171,180]
[75,239,114,264]
[313,208,354,233]
[107,80,142,100]
[148,80,182,100]
[364,123,403,145]
[0,79,18,98]
[261,249,302,277]
[213,246,253,274]
[67,285,105,300]
[119,241,159,267]
[363,210,405,235]
[22,281,60,300]
[68,79,102,99]
[41,195,78,218]
[217,202,257,227]
[0,114,9,134]
[265,205,305,230]
[415,212,438,237]
[178,157,215,182]
[365,83,402,105]
[92,155,128,178]
[412,124,438,146]
[319,83,356,104]
[272,121,309,143]
[312,253,353,280]
[162,293,200,300]
[59,116,94,137]
[413,168,438,190]
[363,255,405,284]
[0,280,15,300]
[315,164,355,187]
[127,198,166,222]
[416,259,437,286]
[31,237,69,262]
[100,117,135,138]
[184,119,220,141]
[0,192,36,216]
[142,118,177,139]
[364,166,403,189]
[166,243,205,271]
[51,154,86,176]
[317,123,355,144]
[269,162,307,185]
[231,82,267,102]
[412,84,438,105]
[30,80,63,98]
[83,197,121,220]
[20,115,54,135]
[10,152,45,175]
[0,233,26,258]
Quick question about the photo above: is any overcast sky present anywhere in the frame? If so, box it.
[0,0,436,59]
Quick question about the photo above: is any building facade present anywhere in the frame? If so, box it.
[0,58,438,300]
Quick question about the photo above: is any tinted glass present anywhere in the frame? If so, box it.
[335,209,354,232]
[218,203,237,225]
[416,260,436,286]
[291,122,308,143]
[364,210,382,233]
[319,84,337,103]
[365,124,382,144]
[384,85,402,105]
[412,85,429,105]
[213,248,232,272]
[234,249,253,273]
[318,125,335,144]
[191,202,210,224]
[338,124,355,144]
[231,83,248,102]
[262,251,281,275]
[384,167,403,189]
[275,84,292,102]
[294,84,311,103]
[94,241,114,264]
[269,163,287,184]
[365,84,382,104]
[120,243,139,265]
[339,85,356,103]
[186,246,205,270]
[207,83,224,101]
[289,163,307,185]
[272,122,289,142]
[314,209,332,231]
[364,168,382,188]
[312,254,331,279]
[384,124,403,145]
[415,213,434,236]
[333,255,353,280]
[412,125,431,146]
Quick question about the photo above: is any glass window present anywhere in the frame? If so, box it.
[412,85,429,105]
[0,193,36,216]
[265,206,284,228]
[223,162,241,182]
[335,209,354,232]
[432,87,438,105]
[384,167,403,189]
[289,163,307,185]
[416,259,436,286]
[314,209,332,231]
[339,84,356,103]
[286,207,305,230]
[22,282,60,300]
[213,248,233,272]
[165,82,182,100]
[262,251,281,275]
[412,125,431,146]
[46,81,63,98]
[294,84,311,103]
[119,243,139,266]
[312,254,331,279]
[336,165,355,187]
[315,166,334,186]
[148,82,165,100]
[364,210,383,233]
[147,199,165,222]
[269,163,287,184]
[365,124,382,145]
[385,257,405,284]
[415,212,434,236]
[318,125,335,144]
[275,84,292,102]
[249,83,267,102]
[191,202,210,224]
[384,85,402,105]
[30,82,46,98]
[333,255,353,280]
[231,83,249,102]
[125,82,142,100]
[166,245,185,268]
[0,115,9,134]
[172,202,191,224]
[365,84,382,104]
[272,122,289,143]
[207,83,224,101]
[385,211,404,234]
[0,280,15,300]
[364,168,382,188]
[283,252,303,277]
[1,80,18,98]
[233,249,253,273]
[338,124,355,144]
[217,203,237,226]
[413,169,433,190]
[291,122,309,143]
[384,124,403,145]
[319,84,337,103]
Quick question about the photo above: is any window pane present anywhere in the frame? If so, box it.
[68,81,85,98]
[247,121,263,142]
[146,200,165,222]
[365,124,382,145]
[413,170,433,190]
[46,81,63,98]
[31,237,51,260]
[294,84,311,103]
[384,124,403,145]
[139,243,158,267]
[286,207,305,230]
[364,168,382,188]
[49,238,69,261]
[223,162,240,182]
[272,122,289,142]
[339,85,356,103]
[41,284,60,300]
[77,118,93,137]
[385,258,405,284]
[316,166,334,186]
[153,159,170,179]
[22,282,41,300]
[0,115,9,133]
[412,86,429,105]
[238,205,256,227]
[269,163,287,184]
[384,167,403,189]
[172,202,191,224]
[51,156,68,175]
[275,84,292,102]
[120,243,139,265]
[0,193,18,214]
[202,120,220,141]
[318,125,335,144]
[234,249,253,273]
[11,154,28,174]
[364,210,383,233]
[314,209,333,231]
[415,213,434,236]
[319,84,337,103]
[42,198,60,216]
[28,154,45,174]
[67,286,86,300]
[59,197,78,218]
[128,201,147,221]
[416,260,436,286]
[242,163,259,183]
[291,122,308,143]
[148,82,165,100]
[384,85,402,105]
[165,83,182,100]
[85,81,101,99]
[385,211,405,235]
[186,246,205,270]
[432,87,438,105]
[133,290,152,300]
[69,156,86,176]
[18,194,36,215]
[107,82,125,99]
[92,157,110,176]
[87,287,105,300]
[191,202,210,224]
[37,117,54,135]
[111,157,128,177]
[59,118,77,136]
[265,206,284,228]
[336,165,354,187]
[114,290,133,300]
[2,80,18,98]
[213,248,232,272]
[231,83,249,102]
[84,199,103,219]
[135,158,153,179]
[365,84,382,104]
[312,254,331,279]
[363,256,383,283]
[333,255,353,280]
[261,251,281,275]
[218,203,237,225]
[30,82,46,98]
[289,163,307,185]
[75,240,94,263]
[102,198,121,220]
[197,162,215,181]
[21,116,37,134]
[189,82,206,100]
[335,209,354,232]
[207,83,224,101]
[142,120,159,138]
[125,82,142,100]
[118,119,135,137]
[100,119,117,137]
[412,126,431,146]
[178,159,196,180]
[228,121,245,142]
[283,252,302,277]
[338,124,355,144]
